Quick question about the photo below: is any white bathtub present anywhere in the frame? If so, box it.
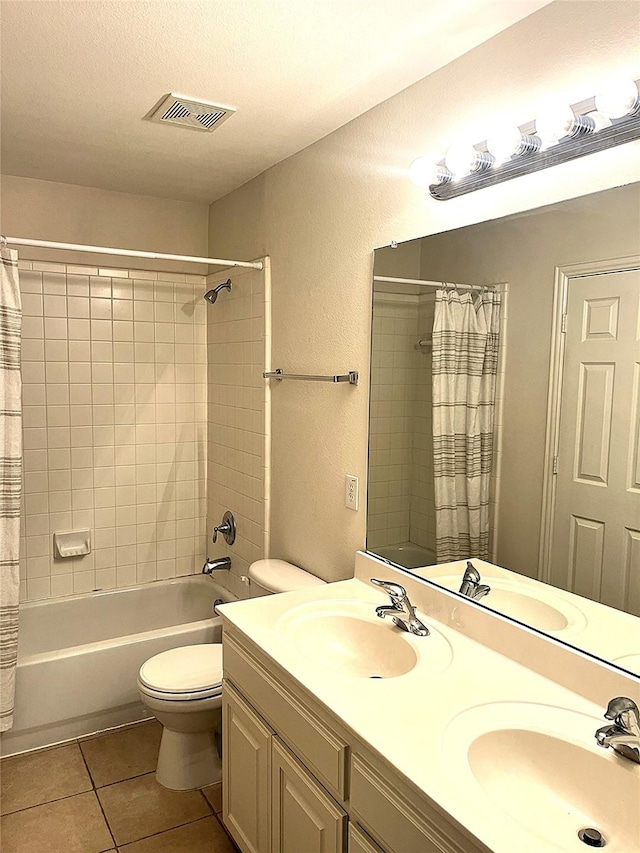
[1,575,234,756]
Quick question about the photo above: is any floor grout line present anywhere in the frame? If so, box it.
[116,814,218,849]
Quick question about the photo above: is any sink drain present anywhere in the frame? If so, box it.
[578,828,606,847]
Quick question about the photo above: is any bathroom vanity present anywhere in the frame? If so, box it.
[219,552,640,853]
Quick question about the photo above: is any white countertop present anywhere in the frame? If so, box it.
[219,555,640,853]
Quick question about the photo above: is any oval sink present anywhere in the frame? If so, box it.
[276,599,452,679]
[422,574,587,634]
[444,702,640,852]
[611,652,640,675]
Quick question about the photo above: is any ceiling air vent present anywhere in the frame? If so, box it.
[146,93,236,133]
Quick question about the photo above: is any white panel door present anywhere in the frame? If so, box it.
[550,269,640,614]
[223,681,274,853]
[272,737,346,853]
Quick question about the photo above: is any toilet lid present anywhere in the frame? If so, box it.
[139,644,223,695]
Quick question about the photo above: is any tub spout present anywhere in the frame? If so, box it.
[202,557,231,574]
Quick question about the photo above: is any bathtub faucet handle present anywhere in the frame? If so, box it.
[212,511,236,546]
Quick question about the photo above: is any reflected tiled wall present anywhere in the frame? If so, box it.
[206,267,266,598]
[18,261,208,601]
[409,293,436,552]
[367,293,418,549]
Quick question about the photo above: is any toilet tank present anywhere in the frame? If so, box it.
[248,559,326,597]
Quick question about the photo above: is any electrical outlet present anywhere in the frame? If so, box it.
[345,474,359,511]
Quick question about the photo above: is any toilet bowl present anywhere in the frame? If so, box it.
[137,644,223,790]
[138,559,325,790]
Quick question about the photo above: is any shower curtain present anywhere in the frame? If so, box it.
[0,248,21,732]
[432,287,500,562]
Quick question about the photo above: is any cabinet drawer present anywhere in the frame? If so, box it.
[350,755,475,853]
[224,632,348,801]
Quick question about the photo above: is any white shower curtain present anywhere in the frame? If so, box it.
[0,248,21,732]
[432,287,500,562]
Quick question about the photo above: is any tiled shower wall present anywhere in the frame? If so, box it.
[18,260,208,601]
[367,293,418,549]
[206,267,266,599]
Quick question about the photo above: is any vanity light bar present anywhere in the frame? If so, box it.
[413,79,640,200]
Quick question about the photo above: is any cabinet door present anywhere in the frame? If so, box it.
[223,681,274,853]
[272,737,347,853]
[349,824,387,853]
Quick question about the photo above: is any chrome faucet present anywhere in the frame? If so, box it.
[595,697,640,764]
[370,578,430,636]
[202,556,231,574]
[458,562,491,601]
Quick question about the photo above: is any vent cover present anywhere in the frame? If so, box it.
[147,93,236,132]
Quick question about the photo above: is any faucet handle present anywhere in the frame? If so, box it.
[462,562,481,585]
[212,510,236,546]
[370,578,408,602]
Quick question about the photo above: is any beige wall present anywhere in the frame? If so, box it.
[0,175,209,274]
[415,183,640,580]
[207,1,640,581]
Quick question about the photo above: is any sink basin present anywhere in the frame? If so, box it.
[420,573,587,634]
[444,702,640,852]
[611,652,640,675]
[275,599,452,678]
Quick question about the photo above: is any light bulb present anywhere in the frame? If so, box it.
[536,105,594,147]
[444,144,492,178]
[595,79,639,119]
[585,110,612,132]
[486,125,541,163]
[408,157,451,187]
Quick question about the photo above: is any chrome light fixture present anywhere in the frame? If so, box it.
[412,77,640,200]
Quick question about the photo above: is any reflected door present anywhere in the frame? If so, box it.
[550,269,640,614]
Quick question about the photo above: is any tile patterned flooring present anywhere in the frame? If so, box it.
[0,720,237,852]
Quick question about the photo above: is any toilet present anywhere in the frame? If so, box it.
[137,559,325,790]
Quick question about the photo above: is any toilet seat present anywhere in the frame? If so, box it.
[138,644,223,702]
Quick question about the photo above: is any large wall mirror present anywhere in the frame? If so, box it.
[367,182,640,676]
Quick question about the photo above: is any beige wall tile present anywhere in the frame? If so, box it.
[19,263,207,601]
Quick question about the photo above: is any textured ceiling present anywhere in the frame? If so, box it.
[0,0,551,203]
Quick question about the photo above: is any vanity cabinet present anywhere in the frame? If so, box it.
[222,627,481,853]
[222,641,349,853]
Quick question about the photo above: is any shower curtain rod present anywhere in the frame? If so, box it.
[373,275,493,292]
[0,235,263,271]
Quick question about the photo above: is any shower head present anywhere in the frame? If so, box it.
[204,279,232,304]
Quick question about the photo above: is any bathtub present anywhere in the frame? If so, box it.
[1,575,235,757]
[373,543,437,570]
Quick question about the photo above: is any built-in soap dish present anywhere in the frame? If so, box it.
[53,529,91,559]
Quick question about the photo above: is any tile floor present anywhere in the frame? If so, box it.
[0,720,238,853]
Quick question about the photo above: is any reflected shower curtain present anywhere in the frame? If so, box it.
[0,248,21,731]
[432,288,500,562]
